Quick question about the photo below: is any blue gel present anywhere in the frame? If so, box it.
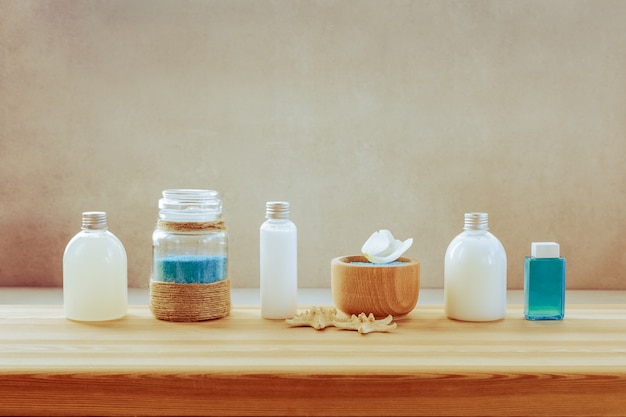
[155,255,227,284]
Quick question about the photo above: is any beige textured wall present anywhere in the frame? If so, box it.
[1,0,625,289]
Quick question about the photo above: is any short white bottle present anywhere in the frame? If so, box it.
[444,212,507,321]
[260,201,297,319]
[63,211,128,321]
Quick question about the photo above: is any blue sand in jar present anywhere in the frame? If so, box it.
[351,261,408,266]
[155,255,227,284]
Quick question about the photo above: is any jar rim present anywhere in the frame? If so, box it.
[159,189,222,221]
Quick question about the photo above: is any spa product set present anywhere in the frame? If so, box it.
[62,189,566,325]
[444,212,566,322]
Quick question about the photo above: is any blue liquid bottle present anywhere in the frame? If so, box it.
[524,242,566,320]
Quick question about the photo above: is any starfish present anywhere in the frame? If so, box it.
[334,312,397,334]
[286,306,338,330]
[286,307,396,334]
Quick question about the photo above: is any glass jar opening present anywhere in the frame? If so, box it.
[159,189,222,222]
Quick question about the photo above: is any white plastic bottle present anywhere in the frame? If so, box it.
[63,211,128,321]
[260,201,297,319]
[444,212,507,321]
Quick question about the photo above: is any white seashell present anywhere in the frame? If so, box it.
[361,230,413,264]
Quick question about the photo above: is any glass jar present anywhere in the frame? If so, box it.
[150,189,230,321]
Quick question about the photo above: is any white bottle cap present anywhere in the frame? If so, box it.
[531,242,560,258]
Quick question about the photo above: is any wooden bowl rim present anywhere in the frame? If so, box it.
[332,255,419,268]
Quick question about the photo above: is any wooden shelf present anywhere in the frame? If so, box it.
[2,305,626,416]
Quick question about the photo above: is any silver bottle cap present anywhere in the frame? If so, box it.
[82,211,107,230]
[266,201,290,219]
[463,212,488,231]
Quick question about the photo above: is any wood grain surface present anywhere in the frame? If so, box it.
[2,305,626,416]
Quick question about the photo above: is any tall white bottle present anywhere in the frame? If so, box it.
[444,212,507,321]
[63,211,128,321]
[260,201,297,319]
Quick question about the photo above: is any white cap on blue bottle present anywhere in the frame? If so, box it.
[531,242,560,258]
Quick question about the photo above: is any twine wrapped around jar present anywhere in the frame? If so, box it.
[150,279,231,322]
[151,218,230,322]
[156,219,226,233]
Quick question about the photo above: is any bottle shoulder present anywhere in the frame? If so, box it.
[525,256,566,263]
[260,219,297,232]
[445,230,506,259]
[448,230,503,246]
[64,230,126,257]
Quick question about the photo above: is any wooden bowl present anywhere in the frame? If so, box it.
[331,255,420,318]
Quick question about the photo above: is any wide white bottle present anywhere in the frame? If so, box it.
[444,212,507,321]
[63,211,128,321]
[260,201,297,319]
